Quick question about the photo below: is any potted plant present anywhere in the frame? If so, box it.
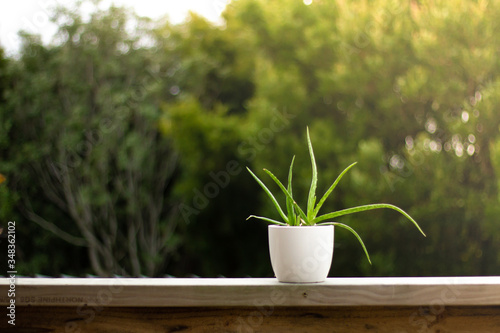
[247,127,426,283]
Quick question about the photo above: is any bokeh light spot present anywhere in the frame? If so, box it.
[461,111,469,123]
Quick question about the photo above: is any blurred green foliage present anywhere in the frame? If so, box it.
[1,0,500,276]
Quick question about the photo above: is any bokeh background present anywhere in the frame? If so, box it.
[1,0,500,277]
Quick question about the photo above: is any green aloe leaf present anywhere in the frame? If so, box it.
[313,203,426,237]
[263,168,308,223]
[313,162,358,217]
[317,222,372,264]
[246,167,288,224]
[246,215,287,225]
[286,156,297,226]
[306,127,317,221]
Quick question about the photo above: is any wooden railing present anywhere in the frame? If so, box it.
[1,276,499,332]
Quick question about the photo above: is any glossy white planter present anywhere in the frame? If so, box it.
[268,225,334,283]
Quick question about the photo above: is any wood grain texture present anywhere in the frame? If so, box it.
[1,278,499,332]
[0,277,499,307]
[1,305,500,332]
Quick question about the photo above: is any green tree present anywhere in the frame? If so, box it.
[154,15,267,276]
[2,4,180,276]
[4,0,500,278]
[221,0,500,276]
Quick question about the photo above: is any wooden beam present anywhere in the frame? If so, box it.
[1,277,500,307]
[1,277,500,332]
[2,305,500,332]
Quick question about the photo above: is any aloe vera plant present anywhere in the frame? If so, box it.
[246,127,426,264]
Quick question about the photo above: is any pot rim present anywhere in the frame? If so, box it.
[268,224,333,228]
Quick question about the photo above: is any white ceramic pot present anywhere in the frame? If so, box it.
[268,225,334,283]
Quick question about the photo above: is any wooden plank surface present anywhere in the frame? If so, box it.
[1,305,500,332]
[0,276,499,307]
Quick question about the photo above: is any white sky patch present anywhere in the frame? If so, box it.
[0,0,229,55]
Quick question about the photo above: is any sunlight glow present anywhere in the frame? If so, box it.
[0,0,230,54]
